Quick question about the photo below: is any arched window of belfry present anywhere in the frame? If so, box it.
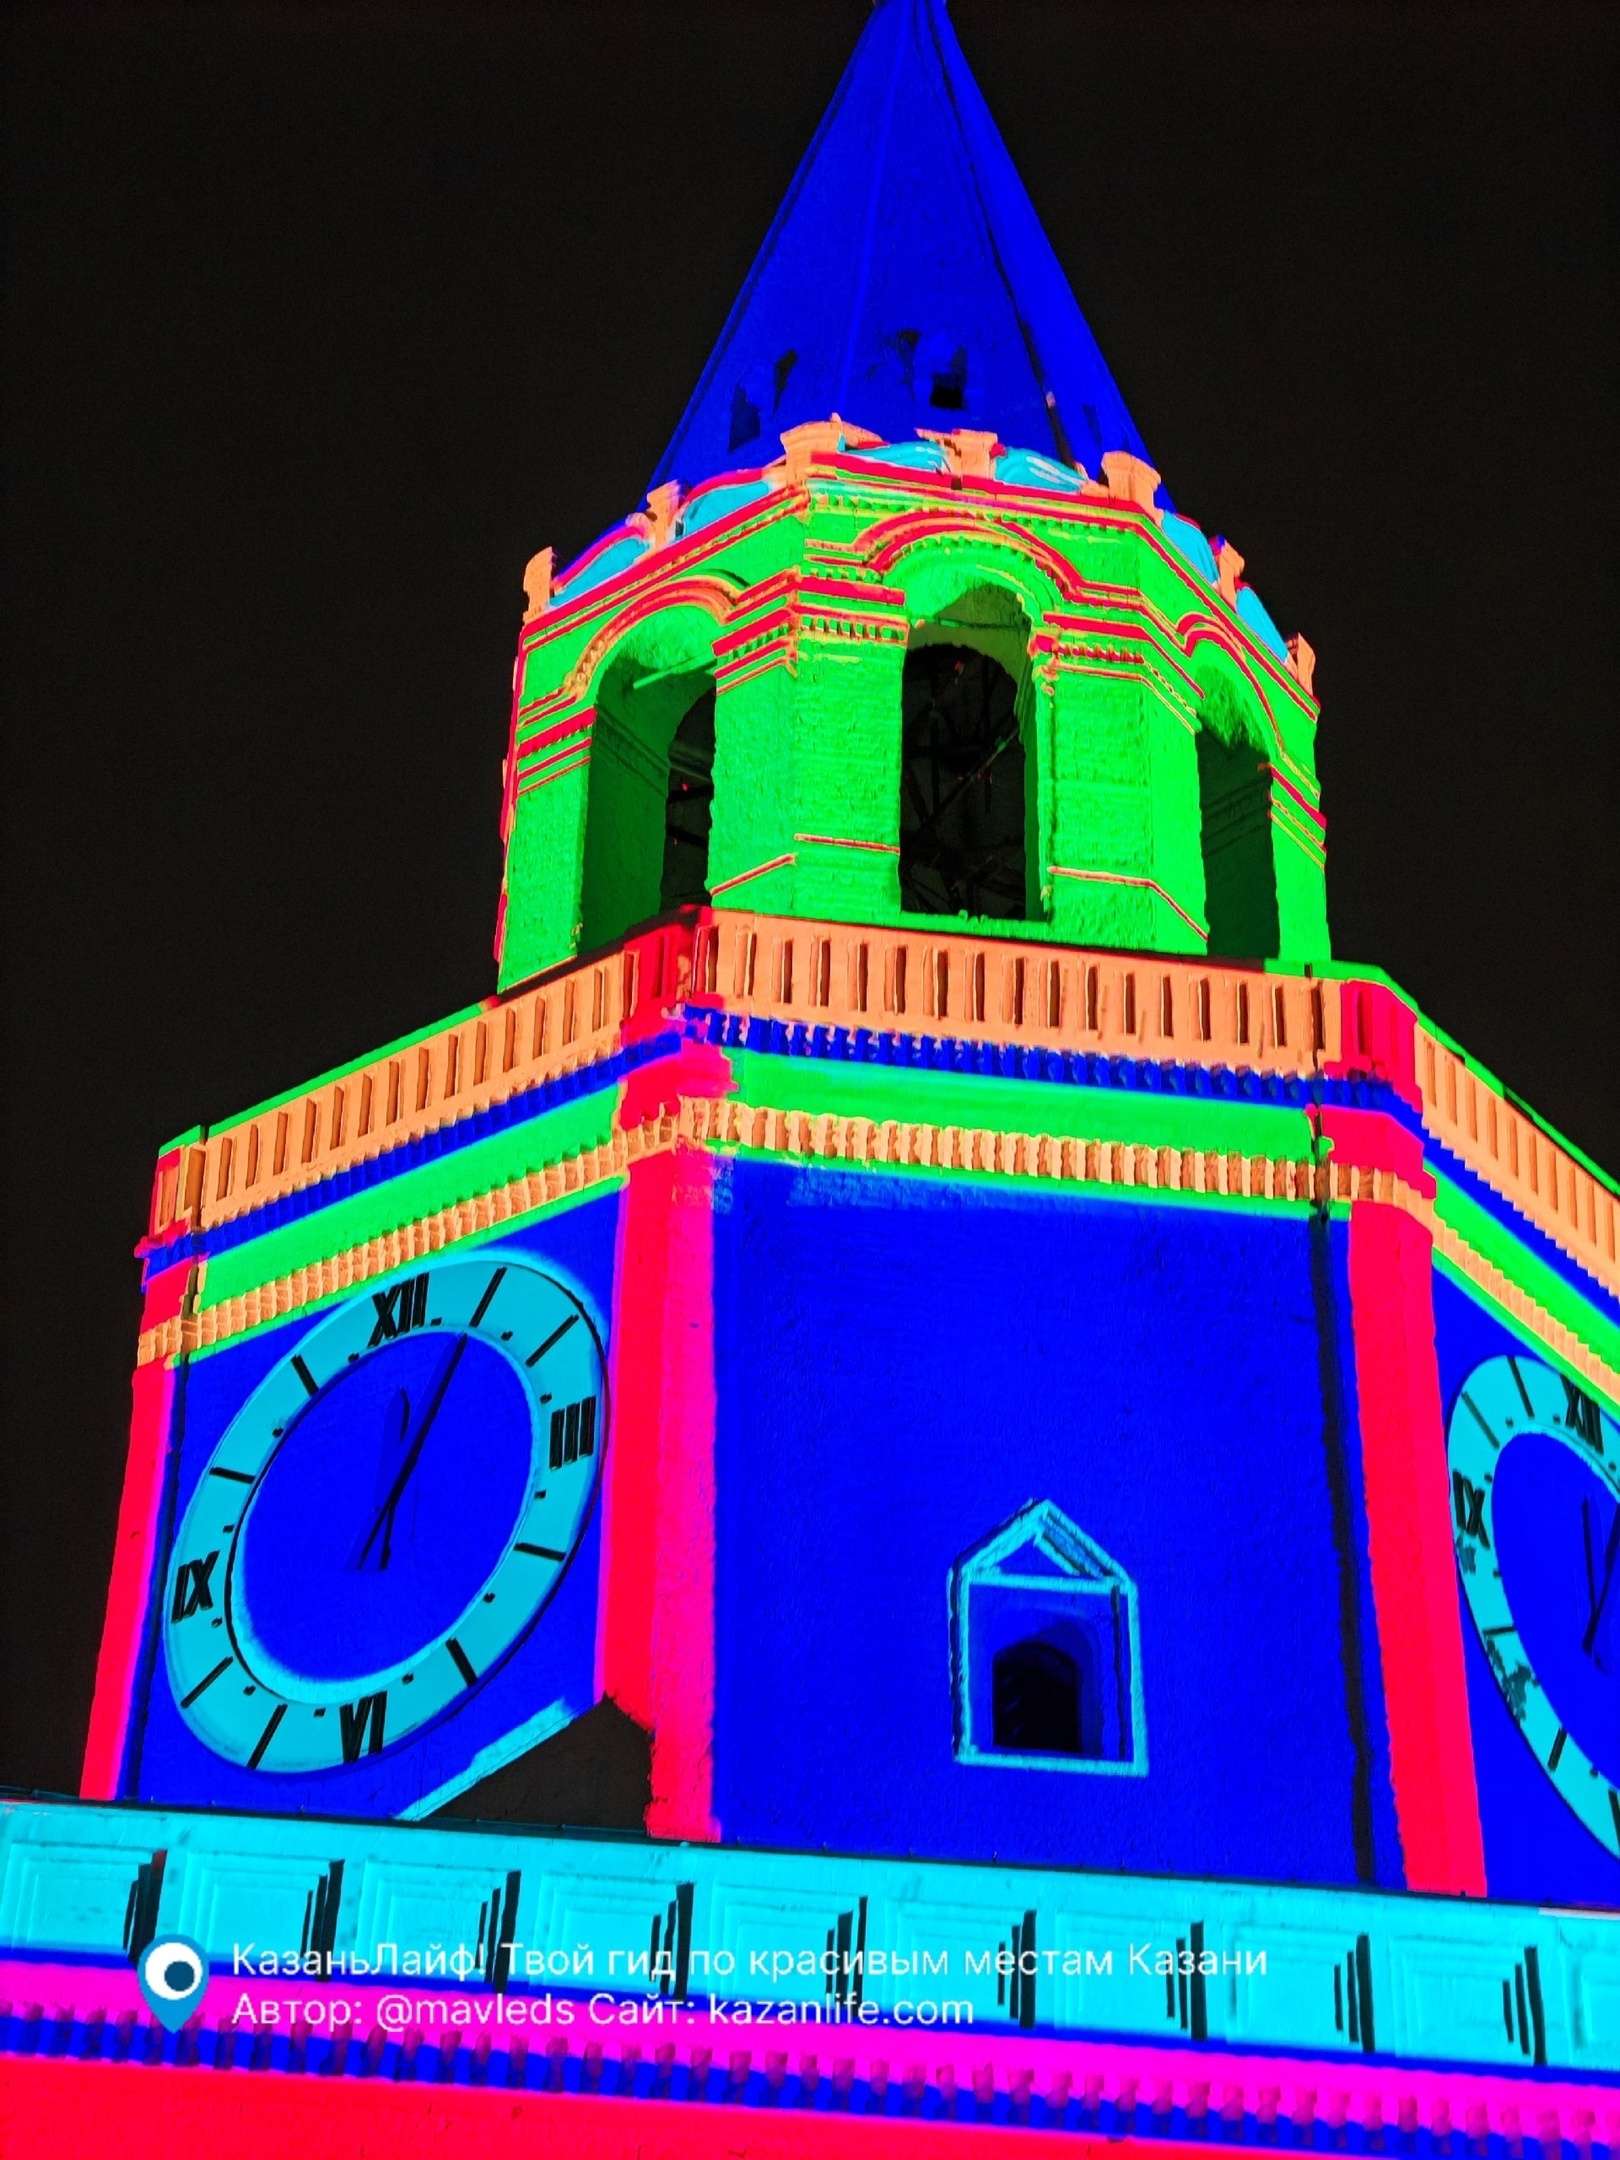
[578,633,715,951]
[898,586,1036,922]
[660,688,715,909]
[1195,670,1280,960]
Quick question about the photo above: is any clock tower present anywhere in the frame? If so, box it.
[5,0,1618,2148]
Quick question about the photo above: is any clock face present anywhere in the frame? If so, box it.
[1447,1353,1620,1855]
[164,1250,606,1773]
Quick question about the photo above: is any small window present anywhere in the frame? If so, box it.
[993,1639,1080,1755]
[950,1501,1146,1775]
[900,644,1026,919]
[918,331,968,410]
[728,351,798,451]
[729,384,761,451]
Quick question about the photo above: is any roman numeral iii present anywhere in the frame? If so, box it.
[549,1396,597,1470]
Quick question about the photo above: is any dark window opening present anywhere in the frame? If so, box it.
[1080,402,1101,465]
[928,344,968,410]
[1197,732,1279,958]
[900,644,1026,919]
[728,351,798,452]
[660,689,715,908]
[992,1639,1082,1757]
[728,385,761,451]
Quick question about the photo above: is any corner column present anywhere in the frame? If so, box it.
[1326,985,1487,1894]
[1267,764,1331,960]
[82,1224,196,1799]
[597,1046,725,1841]
[709,570,908,923]
[1042,622,1208,953]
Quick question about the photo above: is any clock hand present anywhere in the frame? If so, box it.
[352,1334,469,1572]
[346,1386,412,1573]
[1581,1497,1620,1662]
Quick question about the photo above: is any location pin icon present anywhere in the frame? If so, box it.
[137,1936,210,2032]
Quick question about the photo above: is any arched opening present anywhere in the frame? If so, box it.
[579,634,714,951]
[660,688,715,908]
[899,643,1027,919]
[1196,675,1279,958]
[992,1638,1082,1756]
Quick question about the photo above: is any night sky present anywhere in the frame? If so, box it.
[2,2,1614,1794]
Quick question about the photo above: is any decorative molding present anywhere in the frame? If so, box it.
[1212,536,1244,606]
[150,933,666,1240]
[135,1069,1620,1413]
[1047,865,1209,943]
[520,546,552,623]
[561,574,740,703]
[136,1118,675,1367]
[693,1090,1322,1204]
[1426,1203,1620,1409]
[1100,449,1163,517]
[707,853,797,898]
[1414,1024,1619,1305]
[145,916,1615,1379]
[139,1090,1330,1368]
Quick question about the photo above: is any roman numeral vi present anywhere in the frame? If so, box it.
[339,1692,388,1762]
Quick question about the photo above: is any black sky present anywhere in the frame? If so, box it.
[2,1,1615,1793]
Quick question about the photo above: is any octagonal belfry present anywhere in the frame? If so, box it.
[498,427,1327,990]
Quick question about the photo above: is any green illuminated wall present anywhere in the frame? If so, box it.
[497,454,1328,990]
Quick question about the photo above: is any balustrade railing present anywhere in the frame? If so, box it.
[146,913,1615,1313]
[1415,1026,1618,1301]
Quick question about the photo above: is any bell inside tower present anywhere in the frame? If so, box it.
[898,643,1027,921]
[660,687,716,909]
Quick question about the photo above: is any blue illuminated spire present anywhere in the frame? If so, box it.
[653,0,1151,491]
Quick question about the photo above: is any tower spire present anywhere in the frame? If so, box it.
[653,0,1150,491]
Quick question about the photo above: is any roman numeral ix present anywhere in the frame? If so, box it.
[171,1551,220,1622]
[1452,1472,1490,1547]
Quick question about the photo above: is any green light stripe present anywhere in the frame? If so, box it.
[724,1047,1315,1161]
[1432,1172,1620,1380]
[197,1088,617,1313]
